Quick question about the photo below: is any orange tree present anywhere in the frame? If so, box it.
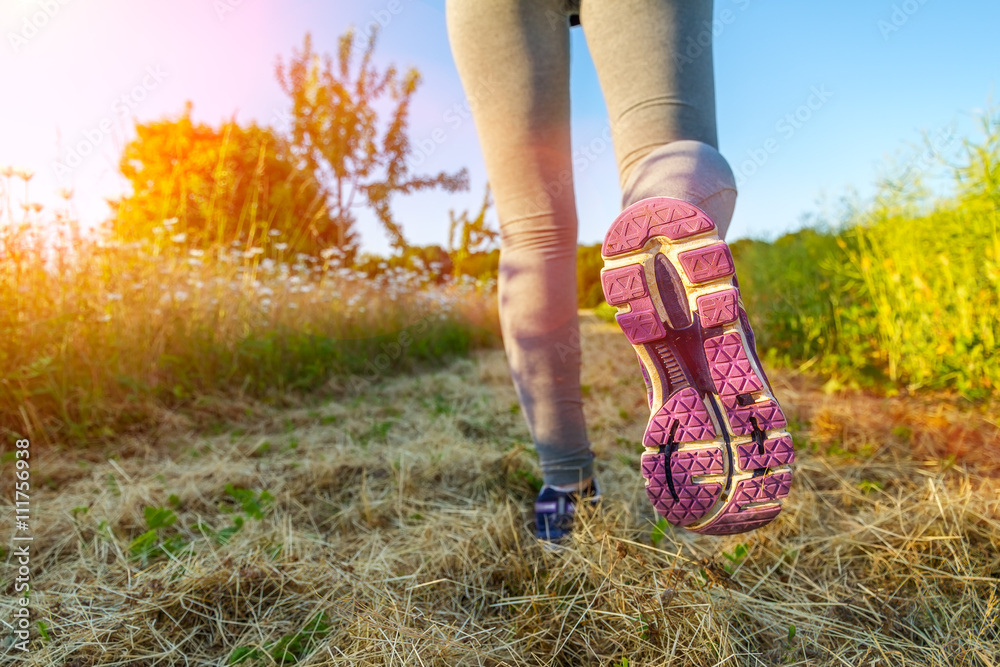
[110,102,337,254]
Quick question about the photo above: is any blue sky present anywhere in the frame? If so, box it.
[1,0,996,255]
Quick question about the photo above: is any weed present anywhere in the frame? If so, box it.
[360,420,393,445]
[721,543,749,574]
[129,506,190,565]
[224,484,274,520]
[857,479,885,494]
[228,612,330,665]
[650,517,669,548]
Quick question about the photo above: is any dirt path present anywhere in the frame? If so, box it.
[4,314,999,665]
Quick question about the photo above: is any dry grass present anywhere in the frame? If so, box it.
[2,314,998,666]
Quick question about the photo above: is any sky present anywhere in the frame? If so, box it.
[1,0,997,256]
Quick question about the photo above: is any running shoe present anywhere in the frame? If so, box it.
[534,479,601,543]
[601,197,793,535]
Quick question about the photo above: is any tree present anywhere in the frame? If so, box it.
[447,183,498,277]
[110,102,339,253]
[275,30,469,254]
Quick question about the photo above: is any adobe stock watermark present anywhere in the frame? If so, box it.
[877,0,932,40]
[352,0,406,50]
[674,0,757,72]
[523,122,615,212]
[898,125,957,182]
[51,66,169,180]
[267,105,293,132]
[7,0,74,54]
[529,124,614,210]
[734,85,834,187]
[407,71,498,169]
[213,0,249,21]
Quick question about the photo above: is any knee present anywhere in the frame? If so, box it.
[621,140,737,234]
[499,213,578,261]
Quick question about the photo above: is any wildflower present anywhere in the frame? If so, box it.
[15,168,34,181]
[258,286,274,297]
[275,242,288,251]
[171,233,187,243]
[269,229,281,236]
[320,247,338,259]
[189,248,205,258]
[58,188,73,200]
[261,298,272,308]
[174,290,189,301]
[163,217,178,227]
[288,302,298,309]
[0,166,13,178]
[97,314,111,323]
[107,293,123,301]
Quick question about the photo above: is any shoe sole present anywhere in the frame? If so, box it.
[600,197,793,535]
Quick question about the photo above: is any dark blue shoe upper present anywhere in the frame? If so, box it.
[534,480,601,542]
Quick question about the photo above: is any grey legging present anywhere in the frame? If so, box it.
[446,0,737,486]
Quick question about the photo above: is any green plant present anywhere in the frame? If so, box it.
[224,485,274,520]
[721,543,749,574]
[785,623,797,650]
[650,517,669,548]
[857,479,884,494]
[594,301,617,323]
[129,506,189,565]
[228,612,331,665]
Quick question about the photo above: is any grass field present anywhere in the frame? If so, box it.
[0,206,498,447]
[2,112,999,665]
[2,314,998,666]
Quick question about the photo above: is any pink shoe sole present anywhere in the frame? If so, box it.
[601,197,793,535]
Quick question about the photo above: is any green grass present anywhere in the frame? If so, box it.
[731,114,999,397]
[3,112,997,451]
[0,194,500,446]
[584,112,1000,399]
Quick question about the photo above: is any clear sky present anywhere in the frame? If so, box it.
[1,0,996,255]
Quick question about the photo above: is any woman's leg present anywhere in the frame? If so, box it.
[446,0,593,487]
[582,0,793,535]
[580,0,738,238]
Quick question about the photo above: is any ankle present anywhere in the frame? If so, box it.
[548,477,594,494]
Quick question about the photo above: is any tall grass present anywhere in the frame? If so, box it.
[730,113,1000,398]
[0,174,499,446]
